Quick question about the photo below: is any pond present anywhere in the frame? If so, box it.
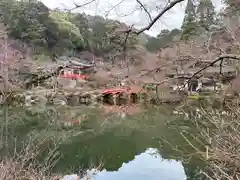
[89,148,186,180]
[0,104,205,179]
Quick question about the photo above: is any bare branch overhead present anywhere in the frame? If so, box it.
[136,0,153,22]
[132,0,185,35]
[71,0,185,35]
[104,0,125,17]
[70,0,97,11]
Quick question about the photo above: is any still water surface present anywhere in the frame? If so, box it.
[91,148,186,180]
[1,105,203,179]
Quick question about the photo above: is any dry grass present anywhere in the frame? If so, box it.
[0,105,95,180]
[0,137,61,180]
[206,109,240,179]
[0,126,64,180]
[0,158,55,180]
[178,103,240,179]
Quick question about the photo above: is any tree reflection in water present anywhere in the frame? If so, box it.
[0,105,206,179]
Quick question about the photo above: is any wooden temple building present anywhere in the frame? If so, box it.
[59,59,96,80]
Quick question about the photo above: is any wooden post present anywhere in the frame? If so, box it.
[128,93,131,104]
[113,94,117,105]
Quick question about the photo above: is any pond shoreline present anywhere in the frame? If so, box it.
[1,87,184,107]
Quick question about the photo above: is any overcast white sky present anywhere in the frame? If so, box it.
[40,0,223,36]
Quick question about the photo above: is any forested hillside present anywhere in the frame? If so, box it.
[1,0,240,179]
[0,0,140,61]
[0,0,239,58]
[0,0,221,61]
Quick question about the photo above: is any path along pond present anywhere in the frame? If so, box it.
[0,104,206,179]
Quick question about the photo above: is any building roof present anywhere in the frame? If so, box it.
[78,51,95,62]
[69,60,94,67]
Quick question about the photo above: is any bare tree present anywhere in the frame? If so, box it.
[69,0,185,76]
[72,0,185,34]
[3,34,8,90]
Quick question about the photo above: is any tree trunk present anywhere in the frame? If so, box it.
[3,34,8,90]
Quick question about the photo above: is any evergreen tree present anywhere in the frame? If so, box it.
[196,0,216,30]
[224,0,240,15]
[181,0,196,27]
[180,0,199,40]
[146,29,181,51]
[157,29,170,39]
[185,0,196,15]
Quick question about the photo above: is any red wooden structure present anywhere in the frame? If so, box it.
[59,59,95,80]
[103,85,144,95]
[59,73,89,80]
[102,86,141,106]
[59,67,90,80]
[103,87,130,94]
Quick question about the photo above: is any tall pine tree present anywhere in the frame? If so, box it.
[224,0,240,15]
[181,0,196,27]
[196,0,215,30]
[181,0,199,40]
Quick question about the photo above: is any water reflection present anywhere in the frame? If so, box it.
[0,105,203,179]
[91,148,186,180]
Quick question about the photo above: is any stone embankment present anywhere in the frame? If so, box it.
[0,86,184,107]
[7,87,101,106]
[0,87,149,106]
